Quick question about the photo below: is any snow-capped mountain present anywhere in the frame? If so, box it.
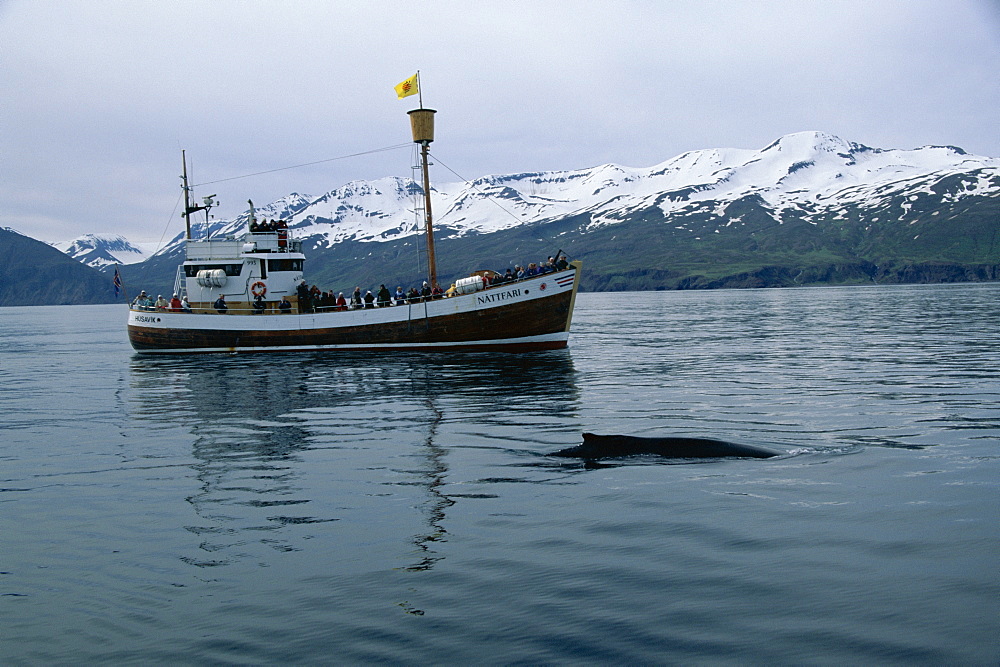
[55,233,159,269]
[582,132,996,225]
[61,131,999,292]
[1,227,116,307]
[139,131,997,258]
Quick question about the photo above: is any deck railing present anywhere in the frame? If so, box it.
[132,266,575,316]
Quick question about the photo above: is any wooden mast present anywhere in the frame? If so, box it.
[408,107,438,287]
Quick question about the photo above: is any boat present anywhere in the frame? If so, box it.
[127,107,581,354]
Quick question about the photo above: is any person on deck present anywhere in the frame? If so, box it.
[214,295,228,314]
[363,290,375,309]
[376,284,391,308]
[252,295,265,314]
[155,294,169,311]
[420,281,431,301]
[169,294,183,312]
[296,281,311,313]
[394,286,406,305]
[336,292,347,311]
[180,296,192,313]
[278,296,292,313]
[350,287,363,310]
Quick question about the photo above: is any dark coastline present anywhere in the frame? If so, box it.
[582,262,1000,291]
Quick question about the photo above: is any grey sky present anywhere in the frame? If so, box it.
[2,0,998,245]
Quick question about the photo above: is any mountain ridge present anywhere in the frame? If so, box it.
[53,233,157,269]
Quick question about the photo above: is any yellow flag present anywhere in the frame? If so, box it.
[394,73,419,99]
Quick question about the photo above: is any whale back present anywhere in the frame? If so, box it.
[550,433,781,459]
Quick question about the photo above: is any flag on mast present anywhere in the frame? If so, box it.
[394,73,419,100]
[113,266,122,298]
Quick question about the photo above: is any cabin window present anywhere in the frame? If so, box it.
[184,263,244,278]
[268,258,303,272]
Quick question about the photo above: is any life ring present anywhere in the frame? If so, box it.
[251,281,267,298]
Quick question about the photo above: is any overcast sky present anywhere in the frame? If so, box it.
[2,0,998,245]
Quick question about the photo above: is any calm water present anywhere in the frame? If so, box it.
[1,285,998,665]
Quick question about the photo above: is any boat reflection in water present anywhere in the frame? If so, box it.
[127,350,579,570]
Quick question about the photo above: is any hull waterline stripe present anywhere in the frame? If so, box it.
[131,332,569,355]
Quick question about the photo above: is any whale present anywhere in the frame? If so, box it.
[550,433,781,460]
